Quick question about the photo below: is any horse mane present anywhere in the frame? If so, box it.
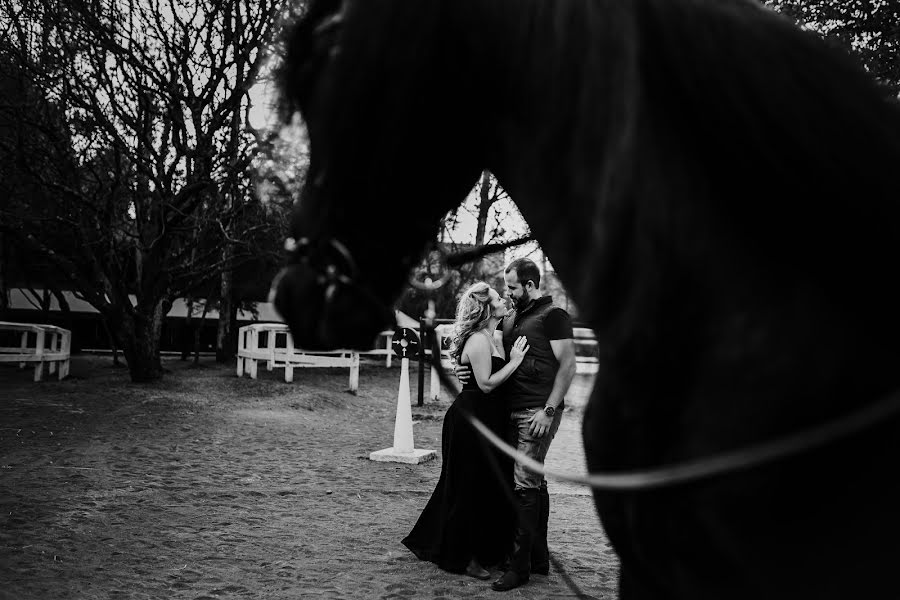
[278,0,444,124]
[278,0,900,338]
[525,0,900,341]
[437,0,900,354]
[644,0,900,325]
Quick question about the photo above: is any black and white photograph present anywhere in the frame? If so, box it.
[2,0,899,598]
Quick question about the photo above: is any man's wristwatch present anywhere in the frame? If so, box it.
[543,405,556,417]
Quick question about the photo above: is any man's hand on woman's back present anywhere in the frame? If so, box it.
[454,363,473,384]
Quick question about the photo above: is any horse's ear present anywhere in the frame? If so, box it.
[313,7,344,37]
[277,0,347,120]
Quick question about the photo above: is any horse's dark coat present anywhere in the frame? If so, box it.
[273,0,900,597]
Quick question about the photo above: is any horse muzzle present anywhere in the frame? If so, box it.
[270,263,392,351]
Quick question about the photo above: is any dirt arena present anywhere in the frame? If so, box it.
[0,355,619,599]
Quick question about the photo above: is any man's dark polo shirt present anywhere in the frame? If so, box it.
[500,296,574,410]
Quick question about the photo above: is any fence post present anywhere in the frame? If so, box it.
[18,330,27,369]
[60,329,71,379]
[33,328,45,382]
[417,317,426,406]
[429,326,443,401]
[348,351,359,394]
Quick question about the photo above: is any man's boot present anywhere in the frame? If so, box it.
[492,489,540,592]
[531,484,550,575]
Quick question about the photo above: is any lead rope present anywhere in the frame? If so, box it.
[425,242,900,490]
[428,323,900,491]
[418,244,900,594]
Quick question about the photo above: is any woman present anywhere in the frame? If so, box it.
[402,282,529,580]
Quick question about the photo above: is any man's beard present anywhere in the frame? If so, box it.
[514,294,530,311]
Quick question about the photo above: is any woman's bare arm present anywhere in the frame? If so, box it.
[462,335,528,393]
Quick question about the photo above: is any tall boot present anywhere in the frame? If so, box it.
[531,484,550,575]
[492,489,540,592]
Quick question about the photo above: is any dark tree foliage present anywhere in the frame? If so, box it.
[766,0,900,97]
[0,0,289,381]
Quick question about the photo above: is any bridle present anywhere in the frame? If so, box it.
[283,236,362,305]
[279,231,536,327]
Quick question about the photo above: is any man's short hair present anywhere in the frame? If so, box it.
[505,257,541,289]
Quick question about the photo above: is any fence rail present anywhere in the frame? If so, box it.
[236,323,364,393]
[0,321,72,381]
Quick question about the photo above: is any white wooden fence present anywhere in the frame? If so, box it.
[235,321,600,399]
[573,327,599,374]
[0,321,72,381]
[236,323,365,392]
[420,325,598,400]
[363,330,397,368]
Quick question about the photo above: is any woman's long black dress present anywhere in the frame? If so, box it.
[401,356,514,573]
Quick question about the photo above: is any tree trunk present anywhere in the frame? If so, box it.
[0,232,7,317]
[193,300,210,366]
[474,171,494,279]
[215,260,234,363]
[181,298,194,360]
[27,287,53,319]
[215,99,241,365]
[51,287,73,334]
[113,300,165,382]
[228,301,238,359]
[156,299,171,359]
[100,316,122,366]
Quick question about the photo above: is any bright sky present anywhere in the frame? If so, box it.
[444,188,548,268]
[248,80,280,130]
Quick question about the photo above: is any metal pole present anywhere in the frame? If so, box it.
[417,317,425,406]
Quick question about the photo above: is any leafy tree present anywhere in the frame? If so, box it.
[766,0,900,97]
[0,0,286,381]
[0,41,82,321]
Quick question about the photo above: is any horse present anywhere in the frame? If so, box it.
[271,0,900,597]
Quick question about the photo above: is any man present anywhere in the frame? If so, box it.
[459,257,577,592]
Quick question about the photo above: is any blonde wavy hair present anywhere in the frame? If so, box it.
[448,281,494,364]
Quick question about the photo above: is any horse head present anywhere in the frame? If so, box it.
[271,0,486,350]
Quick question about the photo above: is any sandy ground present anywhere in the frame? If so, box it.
[0,355,619,599]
